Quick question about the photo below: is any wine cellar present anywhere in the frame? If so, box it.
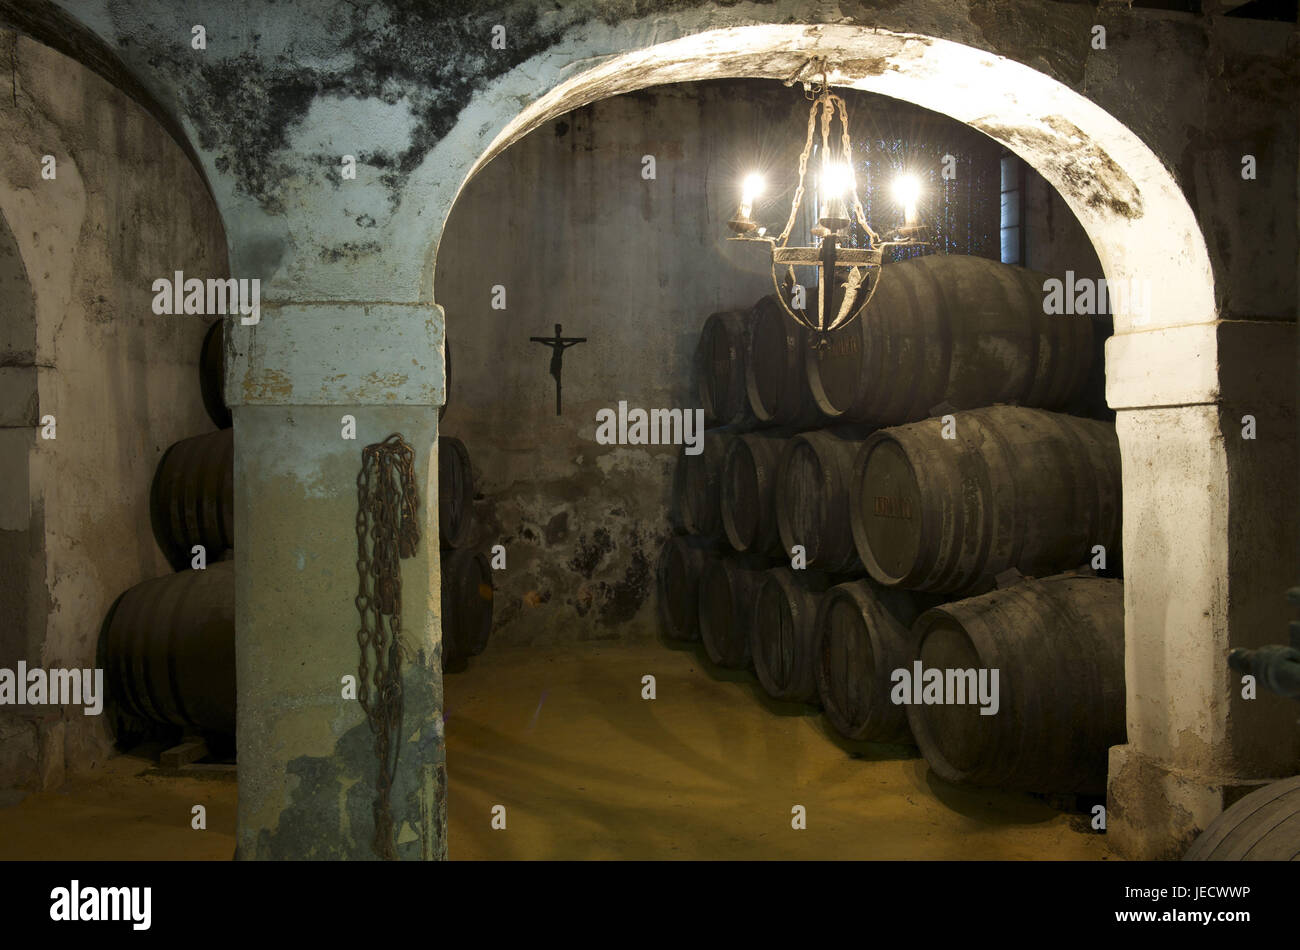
[0,0,1297,894]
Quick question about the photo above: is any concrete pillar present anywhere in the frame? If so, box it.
[1105,320,1298,860]
[227,301,447,860]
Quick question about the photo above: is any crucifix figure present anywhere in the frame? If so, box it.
[529,323,587,415]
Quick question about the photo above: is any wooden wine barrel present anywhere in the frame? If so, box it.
[804,255,1093,425]
[697,555,768,669]
[150,428,234,571]
[199,319,232,430]
[813,578,935,742]
[751,567,831,702]
[851,406,1121,595]
[696,309,754,426]
[672,427,739,538]
[441,548,493,670]
[103,561,235,736]
[719,430,788,556]
[1184,776,1300,861]
[656,535,717,642]
[905,574,1124,794]
[438,435,475,549]
[776,426,874,574]
[745,295,824,426]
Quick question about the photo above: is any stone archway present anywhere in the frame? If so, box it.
[429,26,1215,335]
[421,25,1286,861]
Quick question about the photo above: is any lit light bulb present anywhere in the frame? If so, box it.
[822,162,853,198]
[728,172,765,234]
[892,174,922,228]
[891,175,921,206]
[819,161,853,233]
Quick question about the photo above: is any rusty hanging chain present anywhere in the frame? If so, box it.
[771,60,887,338]
[776,98,820,247]
[776,58,826,248]
[355,433,420,860]
[778,69,880,249]
[836,94,880,245]
[828,93,884,332]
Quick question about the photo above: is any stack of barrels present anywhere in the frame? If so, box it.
[659,254,1127,795]
[103,326,485,751]
[103,319,237,745]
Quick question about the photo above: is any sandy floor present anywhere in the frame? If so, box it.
[446,640,1113,860]
[0,640,1114,860]
[0,751,237,861]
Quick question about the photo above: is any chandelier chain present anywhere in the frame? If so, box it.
[777,95,819,246]
[758,59,916,337]
[836,95,879,245]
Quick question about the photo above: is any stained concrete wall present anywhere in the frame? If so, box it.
[437,81,777,646]
[0,31,229,790]
[436,80,1057,645]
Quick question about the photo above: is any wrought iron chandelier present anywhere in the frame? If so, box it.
[727,59,926,342]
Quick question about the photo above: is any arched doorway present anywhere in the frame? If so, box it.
[423,24,1249,861]
[428,26,1215,328]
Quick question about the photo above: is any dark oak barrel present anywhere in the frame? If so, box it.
[697,555,768,669]
[1184,776,1300,861]
[775,426,874,573]
[441,548,493,670]
[813,578,935,742]
[851,406,1121,595]
[804,255,1093,425]
[150,428,234,571]
[672,427,739,539]
[438,435,475,549]
[696,309,753,426]
[103,561,235,736]
[751,567,831,702]
[745,295,824,427]
[719,430,788,556]
[905,574,1125,794]
[199,319,232,430]
[656,535,717,642]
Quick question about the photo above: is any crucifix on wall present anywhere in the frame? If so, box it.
[529,323,587,416]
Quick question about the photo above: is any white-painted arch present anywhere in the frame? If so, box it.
[416,22,1255,861]
[423,24,1216,336]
